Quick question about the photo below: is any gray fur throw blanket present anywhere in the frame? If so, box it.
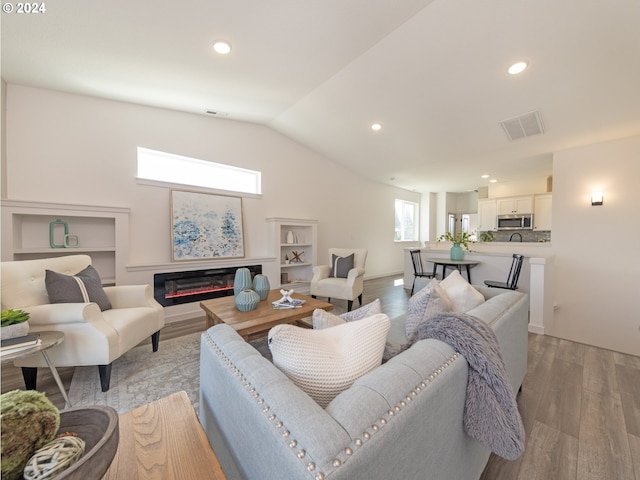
[409,312,525,460]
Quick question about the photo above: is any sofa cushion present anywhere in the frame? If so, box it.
[45,265,112,311]
[330,253,354,278]
[440,270,485,313]
[312,298,382,329]
[268,313,390,408]
[405,278,452,338]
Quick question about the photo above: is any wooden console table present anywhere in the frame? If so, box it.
[102,391,226,479]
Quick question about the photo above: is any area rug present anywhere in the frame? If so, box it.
[68,332,271,414]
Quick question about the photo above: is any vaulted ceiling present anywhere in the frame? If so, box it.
[3,0,639,193]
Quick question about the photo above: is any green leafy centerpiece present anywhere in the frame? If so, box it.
[1,309,30,340]
[437,232,475,260]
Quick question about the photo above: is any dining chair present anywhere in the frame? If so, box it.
[484,254,524,290]
[409,249,434,295]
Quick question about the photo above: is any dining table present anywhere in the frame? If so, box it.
[423,257,481,283]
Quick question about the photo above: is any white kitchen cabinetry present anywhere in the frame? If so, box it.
[477,199,497,231]
[266,218,317,293]
[497,196,534,215]
[1,200,130,285]
[534,194,552,230]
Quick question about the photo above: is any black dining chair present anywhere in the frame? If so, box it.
[484,254,524,290]
[410,249,434,295]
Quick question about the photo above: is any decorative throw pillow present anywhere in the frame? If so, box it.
[439,270,485,313]
[312,298,383,329]
[405,278,453,338]
[268,313,390,408]
[330,253,354,278]
[45,265,112,311]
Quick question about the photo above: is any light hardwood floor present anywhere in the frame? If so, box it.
[2,275,639,479]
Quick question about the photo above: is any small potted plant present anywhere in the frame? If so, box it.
[437,231,475,260]
[1,309,30,340]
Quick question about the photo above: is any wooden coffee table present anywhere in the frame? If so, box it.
[102,391,225,479]
[200,289,333,341]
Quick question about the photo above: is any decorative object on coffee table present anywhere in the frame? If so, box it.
[233,268,252,295]
[253,275,270,301]
[234,289,260,312]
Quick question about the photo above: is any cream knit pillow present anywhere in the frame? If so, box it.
[268,313,390,408]
[311,298,382,329]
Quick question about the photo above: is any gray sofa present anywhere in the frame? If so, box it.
[199,286,529,480]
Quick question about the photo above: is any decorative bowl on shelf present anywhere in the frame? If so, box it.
[54,406,119,479]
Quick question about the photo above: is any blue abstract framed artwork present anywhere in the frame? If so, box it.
[171,190,245,261]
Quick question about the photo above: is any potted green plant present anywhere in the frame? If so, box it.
[1,309,30,340]
[437,232,475,260]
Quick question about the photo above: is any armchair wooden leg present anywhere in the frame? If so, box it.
[22,367,38,390]
[98,364,113,392]
[311,295,317,299]
[347,300,353,311]
[358,294,363,306]
[151,330,161,352]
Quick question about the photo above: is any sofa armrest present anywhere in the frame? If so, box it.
[103,284,161,310]
[25,303,103,325]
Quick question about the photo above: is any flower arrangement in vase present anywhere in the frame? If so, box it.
[437,232,475,260]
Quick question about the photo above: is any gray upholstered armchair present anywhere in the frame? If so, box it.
[0,255,165,392]
[310,248,367,311]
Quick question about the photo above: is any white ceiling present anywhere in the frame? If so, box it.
[3,0,639,193]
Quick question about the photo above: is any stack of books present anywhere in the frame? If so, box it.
[0,333,41,356]
[272,299,306,309]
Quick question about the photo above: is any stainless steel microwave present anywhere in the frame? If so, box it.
[497,214,533,230]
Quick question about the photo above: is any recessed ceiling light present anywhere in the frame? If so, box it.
[371,123,382,131]
[508,61,528,75]
[490,179,498,183]
[212,41,232,55]
[481,174,490,179]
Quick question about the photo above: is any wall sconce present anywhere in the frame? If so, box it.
[591,192,603,206]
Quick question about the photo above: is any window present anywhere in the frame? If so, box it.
[137,147,261,195]
[395,199,419,241]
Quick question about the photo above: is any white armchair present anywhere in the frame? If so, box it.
[310,248,367,311]
[0,255,165,392]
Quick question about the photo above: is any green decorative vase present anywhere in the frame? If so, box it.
[233,268,252,296]
[253,274,270,301]
[450,243,464,261]
[235,289,260,312]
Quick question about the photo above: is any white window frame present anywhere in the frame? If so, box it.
[395,199,419,242]
[136,147,262,196]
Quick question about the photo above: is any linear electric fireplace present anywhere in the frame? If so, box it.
[153,265,262,307]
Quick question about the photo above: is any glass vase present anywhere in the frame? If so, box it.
[450,243,464,261]
[253,274,271,301]
[233,268,253,296]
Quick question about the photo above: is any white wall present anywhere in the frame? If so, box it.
[4,84,420,282]
[551,136,640,355]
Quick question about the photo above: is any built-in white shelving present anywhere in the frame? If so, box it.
[266,218,317,294]
[1,200,130,285]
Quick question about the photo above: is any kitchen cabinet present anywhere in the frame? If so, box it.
[266,218,317,293]
[497,196,534,215]
[534,194,552,230]
[477,199,497,231]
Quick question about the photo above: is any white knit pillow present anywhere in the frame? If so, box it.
[439,270,485,312]
[312,298,382,329]
[268,313,390,408]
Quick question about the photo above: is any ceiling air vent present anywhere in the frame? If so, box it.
[500,110,544,141]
